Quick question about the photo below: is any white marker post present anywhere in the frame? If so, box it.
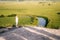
[16,16,18,27]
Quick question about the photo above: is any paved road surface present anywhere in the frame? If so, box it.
[0,27,60,40]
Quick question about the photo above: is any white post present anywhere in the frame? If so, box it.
[16,16,18,27]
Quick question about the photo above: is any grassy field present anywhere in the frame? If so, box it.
[0,1,60,28]
[0,17,15,27]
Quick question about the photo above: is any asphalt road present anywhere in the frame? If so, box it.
[0,27,60,40]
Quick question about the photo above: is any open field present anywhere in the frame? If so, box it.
[0,17,15,27]
[0,1,60,28]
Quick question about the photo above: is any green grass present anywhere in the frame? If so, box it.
[0,16,31,27]
[18,16,31,25]
[0,17,15,27]
[0,2,60,28]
